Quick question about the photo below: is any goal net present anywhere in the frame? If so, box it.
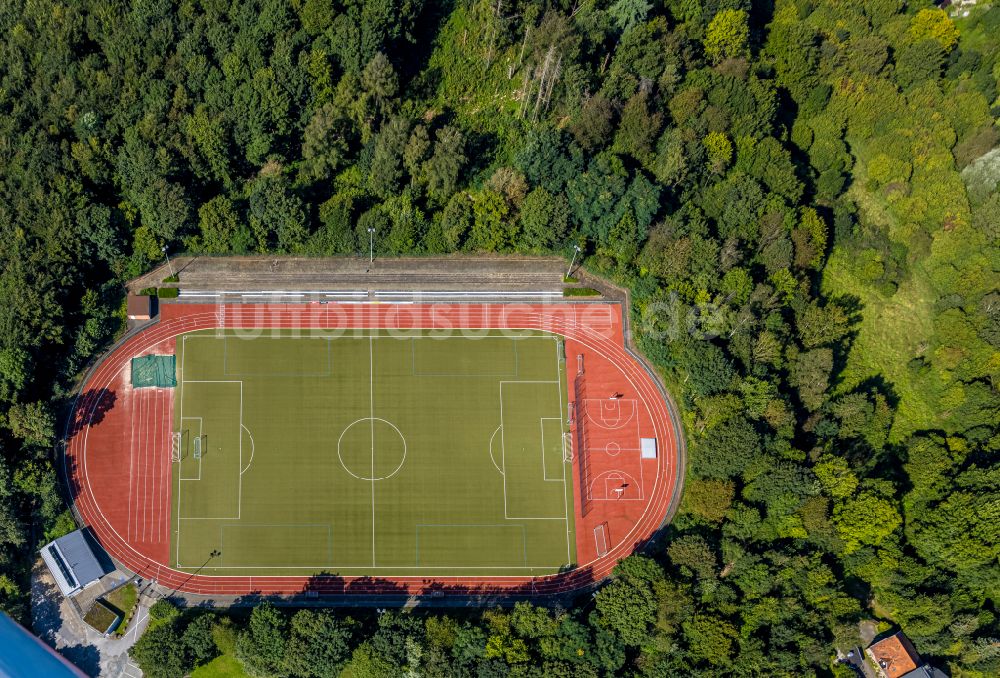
[562,432,574,462]
[171,432,182,462]
[594,523,609,558]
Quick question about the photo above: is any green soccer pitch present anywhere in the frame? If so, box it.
[170,329,576,576]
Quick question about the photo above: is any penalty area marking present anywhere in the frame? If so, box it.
[497,347,574,565]
[174,378,244,566]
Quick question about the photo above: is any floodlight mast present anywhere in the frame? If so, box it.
[566,244,581,279]
[162,245,174,278]
[367,227,376,272]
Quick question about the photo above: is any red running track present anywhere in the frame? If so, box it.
[64,302,681,597]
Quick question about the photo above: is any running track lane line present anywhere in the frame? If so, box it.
[66,310,668,596]
[64,304,679,596]
[66,312,668,596]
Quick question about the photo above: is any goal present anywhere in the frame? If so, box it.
[594,523,609,558]
[171,432,182,462]
[562,432,574,462]
[193,435,202,460]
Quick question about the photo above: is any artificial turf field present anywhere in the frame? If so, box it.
[171,329,576,576]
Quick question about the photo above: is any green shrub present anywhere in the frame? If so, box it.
[212,618,238,655]
[43,510,76,542]
[149,599,180,624]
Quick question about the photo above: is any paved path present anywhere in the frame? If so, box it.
[31,560,148,677]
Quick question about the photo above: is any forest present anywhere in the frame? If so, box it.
[0,0,997,675]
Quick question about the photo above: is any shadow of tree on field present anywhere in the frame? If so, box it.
[66,388,118,438]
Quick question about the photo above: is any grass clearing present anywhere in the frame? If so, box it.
[103,582,139,636]
[823,247,941,440]
[171,329,575,576]
[191,654,248,678]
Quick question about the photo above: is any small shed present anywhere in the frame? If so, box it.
[126,293,152,320]
[40,530,107,598]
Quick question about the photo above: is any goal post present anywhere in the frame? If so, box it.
[171,432,182,462]
[562,432,574,463]
[594,523,609,558]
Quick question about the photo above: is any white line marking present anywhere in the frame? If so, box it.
[488,426,504,475]
[127,387,137,541]
[141,388,150,542]
[539,418,565,482]
[369,336,376,567]
[240,425,255,475]
[555,337,571,564]
[499,382,508,518]
[238,381,243,519]
[79,315,665,578]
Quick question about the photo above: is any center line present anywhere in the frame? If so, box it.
[370,336,376,567]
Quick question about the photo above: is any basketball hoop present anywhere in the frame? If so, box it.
[614,488,624,499]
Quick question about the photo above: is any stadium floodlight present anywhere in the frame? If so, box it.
[162,245,174,278]
[367,227,376,272]
[566,244,581,279]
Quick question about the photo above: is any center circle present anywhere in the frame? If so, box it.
[337,418,407,481]
[605,442,621,456]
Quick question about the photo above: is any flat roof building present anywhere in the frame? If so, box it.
[39,530,107,598]
[126,293,152,321]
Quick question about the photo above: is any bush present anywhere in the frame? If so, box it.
[149,599,180,623]
[43,510,76,542]
[130,621,186,678]
[183,614,219,666]
[212,618,238,655]
[139,287,156,296]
